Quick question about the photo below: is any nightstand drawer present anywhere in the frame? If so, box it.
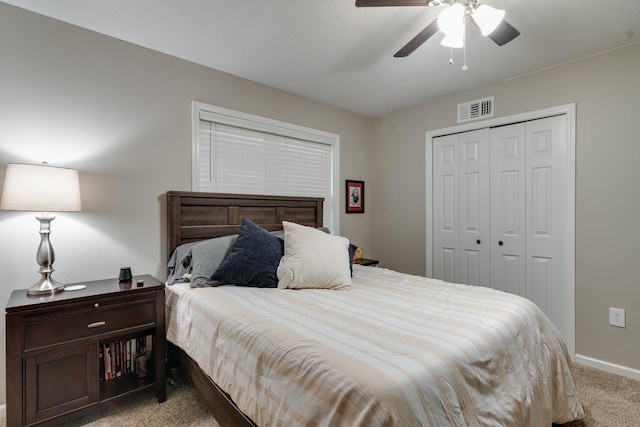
[24,300,155,351]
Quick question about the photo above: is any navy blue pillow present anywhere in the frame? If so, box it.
[348,243,357,275]
[211,218,284,288]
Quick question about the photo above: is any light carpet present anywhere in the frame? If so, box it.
[557,364,640,427]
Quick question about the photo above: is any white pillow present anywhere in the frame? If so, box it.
[277,221,351,290]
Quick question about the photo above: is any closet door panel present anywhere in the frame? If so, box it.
[526,115,567,332]
[459,129,490,286]
[433,134,460,283]
[440,248,457,283]
[497,254,524,295]
[490,124,526,297]
[530,256,552,314]
[462,249,481,285]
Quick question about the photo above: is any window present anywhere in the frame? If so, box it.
[192,102,340,232]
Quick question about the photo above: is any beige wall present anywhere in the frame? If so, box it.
[372,43,640,373]
[0,3,374,406]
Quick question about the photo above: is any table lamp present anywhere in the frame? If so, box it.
[1,163,82,295]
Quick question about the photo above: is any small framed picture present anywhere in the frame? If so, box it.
[346,180,365,213]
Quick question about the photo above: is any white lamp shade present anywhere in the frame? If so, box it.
[1,163,82,212]
[441,31,464,48]
[437,3,465,34]
[473,5,505,36]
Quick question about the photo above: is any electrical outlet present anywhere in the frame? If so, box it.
[609,308,626,328]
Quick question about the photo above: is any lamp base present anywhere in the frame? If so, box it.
[27,274,65,296]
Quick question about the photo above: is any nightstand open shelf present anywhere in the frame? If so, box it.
[98,332,158,401]
[100,371,156,400]
[6,275,166,427]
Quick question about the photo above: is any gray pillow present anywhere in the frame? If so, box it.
[165,234,240,287]
[270,229,285,239]
[166,240,200,285]
[189,234,238,287]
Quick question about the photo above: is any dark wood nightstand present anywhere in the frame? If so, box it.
[354,258,379,267]
[6,275,166,427]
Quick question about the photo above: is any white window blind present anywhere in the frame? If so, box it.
[193,102,339,232]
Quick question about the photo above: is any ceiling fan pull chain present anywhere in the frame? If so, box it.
[461,25,469,71]
[449,47,454,65]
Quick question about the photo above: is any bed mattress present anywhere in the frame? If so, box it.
[166,265,584,426]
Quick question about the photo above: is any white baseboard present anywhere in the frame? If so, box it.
[576,354,640,381]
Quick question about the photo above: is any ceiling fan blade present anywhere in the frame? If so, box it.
[484,19,520,46]
[394,19,439,57]
[355,0,432,7]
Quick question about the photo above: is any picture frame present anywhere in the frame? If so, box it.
[345,180,365,213]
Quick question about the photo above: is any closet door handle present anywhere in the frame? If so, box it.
[476,239,481,245]
[498,241,504,246]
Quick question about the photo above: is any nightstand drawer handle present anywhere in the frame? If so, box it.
[87,321,106,328]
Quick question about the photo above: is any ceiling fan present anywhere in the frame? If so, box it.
[355,0,520,63]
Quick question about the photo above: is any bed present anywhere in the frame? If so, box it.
[164,190,584,426]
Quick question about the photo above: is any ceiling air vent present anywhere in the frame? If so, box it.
[457,96,494,123]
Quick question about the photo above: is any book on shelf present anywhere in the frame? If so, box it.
[99,345,105,380]
[100,334,153,381]
[129,338,137,372]
[109,342,117,378]
[124,340,131,374]
[115,341,122,377]
[103,343,112,380]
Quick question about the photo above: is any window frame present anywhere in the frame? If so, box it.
[191,101,340,234]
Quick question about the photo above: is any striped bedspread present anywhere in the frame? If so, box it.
[166,265,584,426]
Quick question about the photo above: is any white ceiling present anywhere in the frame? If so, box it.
[3,0,640,118]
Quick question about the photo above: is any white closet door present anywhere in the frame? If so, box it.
[490,123,527,296]
[433,134,460,283]
[489,116,568,339]
[428,106,575,356]
[459,129,491,286]
[525,115,567,335]
[433,129,490,285]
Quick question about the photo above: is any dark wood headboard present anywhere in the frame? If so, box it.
[166,191,324,260]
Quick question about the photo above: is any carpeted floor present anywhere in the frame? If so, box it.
[0,369,220,427]
[556,364,640,427]
[1,363,638,426]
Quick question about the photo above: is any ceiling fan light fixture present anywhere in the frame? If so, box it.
[368,0,520,59]
[472,4,505,36]
[441,31,464,48]
[437,3,465,34]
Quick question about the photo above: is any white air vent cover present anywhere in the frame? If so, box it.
[457,96,494,123]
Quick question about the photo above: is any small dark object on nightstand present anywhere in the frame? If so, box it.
[119,267,132,282]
